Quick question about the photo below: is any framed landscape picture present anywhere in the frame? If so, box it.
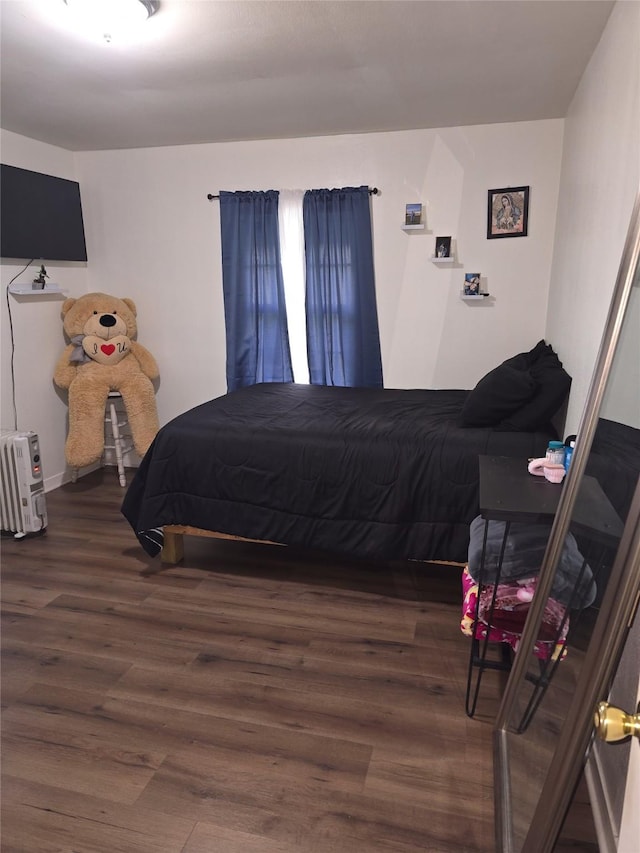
[487,186,529,239]
[405,203,422,225]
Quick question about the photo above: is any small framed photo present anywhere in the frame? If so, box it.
[487,186,529,238]
[464,273,481,295]
[405,203,422,225]
[435,236,451,258]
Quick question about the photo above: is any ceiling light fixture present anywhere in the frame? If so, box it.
[63,0,159,43]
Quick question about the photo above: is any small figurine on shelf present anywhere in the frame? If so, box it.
[32,264,48,290]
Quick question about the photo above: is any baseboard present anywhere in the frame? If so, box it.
[44,462,101,493]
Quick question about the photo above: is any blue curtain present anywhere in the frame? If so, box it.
[219,190,293,391]
[303,186,383,387]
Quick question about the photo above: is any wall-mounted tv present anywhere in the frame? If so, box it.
[1,164,88,262]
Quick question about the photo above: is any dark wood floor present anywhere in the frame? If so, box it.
[1,468,596,852]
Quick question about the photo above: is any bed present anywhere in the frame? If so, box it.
[122,341,570,566]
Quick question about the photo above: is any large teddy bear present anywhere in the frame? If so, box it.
[54,292,159,470]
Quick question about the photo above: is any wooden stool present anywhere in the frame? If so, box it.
[104,392,132,487]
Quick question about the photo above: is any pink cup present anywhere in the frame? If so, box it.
[543,463,565,484]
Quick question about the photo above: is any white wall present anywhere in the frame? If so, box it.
[602,278,640,429]
[545,0,640,434]
[74,120,563,438]
[0,130,89,488]
[2,120,563,488]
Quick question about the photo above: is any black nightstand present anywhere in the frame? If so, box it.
[465,455,622,720]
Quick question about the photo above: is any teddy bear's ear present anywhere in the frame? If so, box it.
[122,298,137,317]
[61,297,76,317]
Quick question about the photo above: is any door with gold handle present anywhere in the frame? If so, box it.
[492,189,640,853]
[595,701,640,743]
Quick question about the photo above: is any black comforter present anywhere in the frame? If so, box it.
[122,383,555,564]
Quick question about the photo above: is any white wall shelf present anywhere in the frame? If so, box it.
[430,256,455,264]
[460,293,490,301]
[8,282,67,296]
[401,224,425,231]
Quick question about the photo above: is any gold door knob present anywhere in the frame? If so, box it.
[594,701,640,743]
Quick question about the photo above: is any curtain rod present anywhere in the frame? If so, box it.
[207,187,379,201]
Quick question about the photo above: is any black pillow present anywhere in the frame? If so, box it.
[499,359,571,431]
[502,340,552,371]
[497,344,571,431]
[525,339,553,365]
[459,363,538,427]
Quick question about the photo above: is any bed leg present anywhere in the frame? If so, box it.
[162,530,184,564]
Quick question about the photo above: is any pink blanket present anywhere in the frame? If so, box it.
[460,566,568,660]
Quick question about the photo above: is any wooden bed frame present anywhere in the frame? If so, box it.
[161,525,462,567]
[162,525,284,564]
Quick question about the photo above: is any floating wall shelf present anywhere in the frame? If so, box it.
[460,292,490,301]
[401,224,425,232]
[430,256,454,264]
[8,282,67,296]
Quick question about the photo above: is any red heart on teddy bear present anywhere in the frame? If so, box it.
[101,344,116,356]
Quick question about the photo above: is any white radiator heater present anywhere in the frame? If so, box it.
[0,431,47,538]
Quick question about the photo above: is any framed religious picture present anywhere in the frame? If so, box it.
[435,236,451,258]
[487,186,529,239]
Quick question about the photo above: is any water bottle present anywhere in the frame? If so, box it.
[564,435,576,472]
[545,440,565,466]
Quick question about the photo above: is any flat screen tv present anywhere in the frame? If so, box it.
[1,164,88,262]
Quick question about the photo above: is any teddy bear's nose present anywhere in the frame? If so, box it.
[99,315,117,328]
